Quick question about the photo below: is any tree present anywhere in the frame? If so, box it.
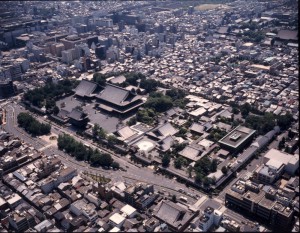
[45,98,56,111]
[17,112,51,136]
[288,129,294,139]
[127,117,137,126]
[136,108,156,125]
[172,142,188,153]
[93,124,107,139]
[53,105,60,115]
[93,73,107,86]
[221,166,228,174]
[98,153,113,167]
[195,173,203,184]
[144,93,173,113]
[240,103,251,118]
[277,112,293,130]
[177,127,187,138]
[195,156,211,175]
[90,151,102,166]
[162,154,170,167]
[140,79,160,93]
[210,159,218,172]
[172,194,177,203]
[232,107,239,114]
[278,137,286,150]
[174,157,182,169]
[111,161,120,169]
[107,135,119,145]
[203,177,212,187]
[187,166,193,178]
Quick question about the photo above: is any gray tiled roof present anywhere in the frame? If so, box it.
[69,108,85,121]
[155,201,185,224]
[190,123,205,133]
[74,80,98,97]
[116,126,137,140]
[97,84,141,106]
[156,123,178,137]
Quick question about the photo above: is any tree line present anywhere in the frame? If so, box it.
[23,79,79,113]
[17,112,51,136]
[57,133,119,169]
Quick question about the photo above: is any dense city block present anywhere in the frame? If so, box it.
[0,0,298,232]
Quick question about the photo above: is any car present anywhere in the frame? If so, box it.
[178,188,184,193]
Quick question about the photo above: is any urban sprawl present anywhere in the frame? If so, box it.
[0,0,299,232]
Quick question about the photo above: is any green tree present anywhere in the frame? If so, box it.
[53,105,60,115]
[221,166,228,174]
[174,157,182,169]
[145,93,173,113]
[107,135,119,145]
[162,154,170,167]
[203,177,212,187]
[98,153,114,167]
[172,194,177,203]
[90,150,102,166]
[278,137,286,150]
[93,123,107,139]
[136,108,156,125]
[127,117,137,126]
[17,112,51,136]
[288,129,294,139]
[232,107,239,114]
[140,79,160,93]
[177,127,188,138]
[93,73,107,86]
[195,173,203,184]
[277,112,293,130]
[240,103,251,118]
[210,159,218,172]
[187,166,193,178]
[111,161,120,169]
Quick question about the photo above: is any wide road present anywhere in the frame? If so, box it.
[3,101,206,203]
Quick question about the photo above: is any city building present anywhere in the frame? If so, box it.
[96,84,144,115]
[0,80,15,98]
[218,125,256,153]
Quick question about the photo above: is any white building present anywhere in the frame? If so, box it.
[199,206,214,231]
[213,209,223,226]
[120,204,137,218]
[70,199,98,222]
[263,148,299,175]
[7,194,22,209]
[109,213,125,228]
[39,167,77,193]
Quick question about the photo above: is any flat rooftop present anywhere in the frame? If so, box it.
[258,196,275,210]
[219,125,256,149]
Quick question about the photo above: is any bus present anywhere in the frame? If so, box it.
[179,196,188,203]
[84,143,91,149]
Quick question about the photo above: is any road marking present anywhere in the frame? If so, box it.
[38,144,53,152]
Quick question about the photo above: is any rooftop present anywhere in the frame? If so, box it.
[109,213,125,225]
[219,125,256,149]
[74,79,98,98]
